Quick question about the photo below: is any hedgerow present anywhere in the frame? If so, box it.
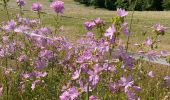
[74,0,168,11]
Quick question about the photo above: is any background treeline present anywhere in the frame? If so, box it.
[74,0,170,11]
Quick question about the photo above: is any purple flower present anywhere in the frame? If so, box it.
[72,70,81,80]
[68,87,80,100]
[103,63,116,72]
[31,3,42,11]
[80,64,88,73]
[120,52,135,69]
[31,80,40,90]
[36,58,48,69]
[117,8,128,17]
[88,64,102,86]
[60,91,70,100]
[14,25,30,33]
[2,36,9,43]
[39,27,52,35]
[79,80,92,92]
[109,82,120,93]
[36,37,47,47]
[104,24,116,39]
[39,50,53,59]
[60,87,80,100]
[0,47,6,57]
[50,0,64,14]
[0,86,3,96]
[93,64,103,74]
[133,86,141,92]
[3,20,16,32]
[33,71,48,78]
[146,50,158,56]
[119,76,133,87]
[89,95,99,100]
[83,50,93,60]
[126,90,139,100]
[76,50,93,63]
[144,38,153,46]
[18,54,27,62]
[16,0,25,7]
[17,17,31,26]
[86,32,94,38]
[84,21,96,31]
[118,76,134,92]
[88,70,100,86]
[160,50,169,57]
[153,24,166,33]
[4,68,13,75]
[164,76,170,85]
[148,71,154,78]
[22,73,30,79]
[94,18,104,25]
[122,22,129,36]
[138,50,145,54]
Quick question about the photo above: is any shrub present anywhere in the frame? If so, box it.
[75,0,167,11]
[105,0,116,10]
[162,0,170,10]
[74,0,91,6]
[91,0,105,8]
[150,0,163,10]
[115,0,129,10]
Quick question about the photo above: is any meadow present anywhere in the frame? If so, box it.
[0,0,169,100]
[1,0,170,50]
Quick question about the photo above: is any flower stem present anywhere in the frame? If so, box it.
[125,0,138,52]
[5,55,9,100]
[3,0,10,20]
[54,14,59,34]
[37,11,43,26]
[87,82,90,100]
[19,6,23,17]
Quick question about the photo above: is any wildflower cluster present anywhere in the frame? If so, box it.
[0,0,169,100]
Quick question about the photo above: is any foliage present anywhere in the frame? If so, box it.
[115,0,129,9]
[105,0,116,10]
[75,0,167,11]
[162,0,170,10]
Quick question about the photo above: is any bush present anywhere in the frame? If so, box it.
[104,0,116,10]
[129,0,154,11]
[75,0,167,11]
[133,0,146,11]
[91,0,105,8]
[115,0,129,10]
[150,0,163,10]
[162,0,170,10]
[74,0,91,6]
